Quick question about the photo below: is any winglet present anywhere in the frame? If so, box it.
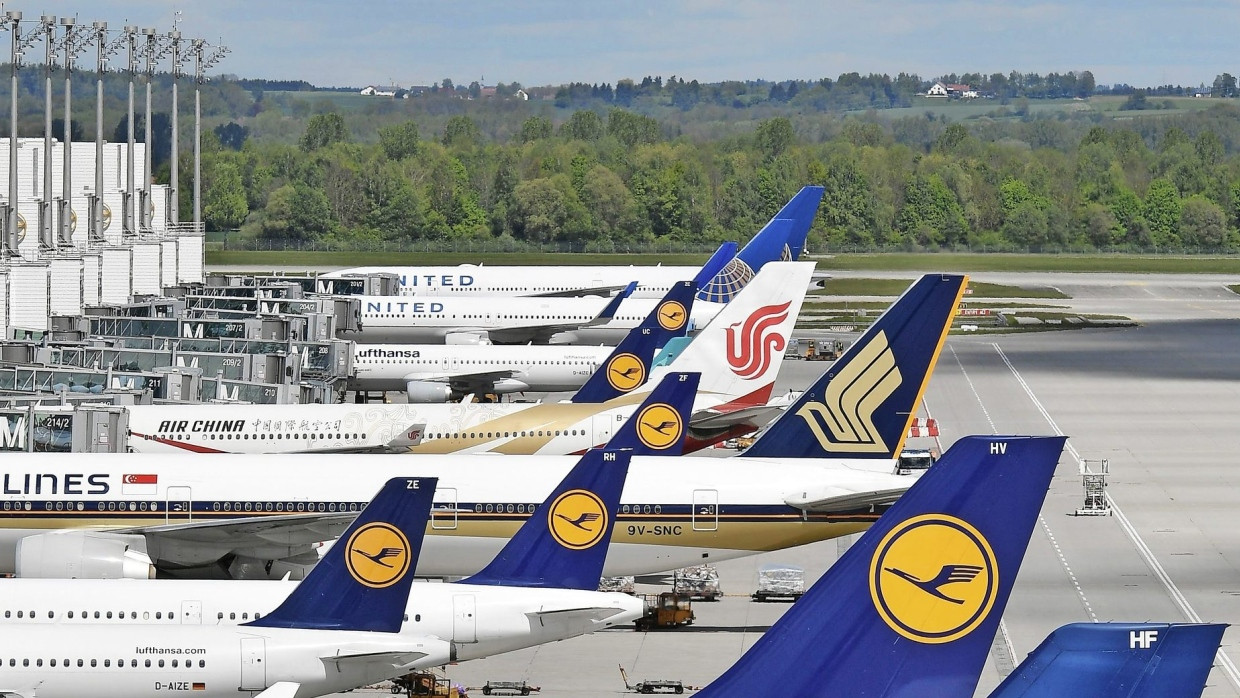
[693,435,1066,698]
[461,373,699,589]
[572,281,698,403]
[989,622,1227,698]
[246,476,438,632]
[587,281,637,326]
[741,273,967,459]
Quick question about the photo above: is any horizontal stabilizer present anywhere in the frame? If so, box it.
[783,486,911,513]
[255,683,301,698]
[386,423,427,448]
[322,650,432,668]
[528,606,633,626]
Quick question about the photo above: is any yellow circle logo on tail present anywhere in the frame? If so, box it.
[605,353,645,392]
[657,300,687,332]
[345,522,412,589]
[548,489,608,550]
[869,514,998,644]
[635,403,683,451]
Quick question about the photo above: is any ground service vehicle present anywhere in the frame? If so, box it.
[634,592,695,631]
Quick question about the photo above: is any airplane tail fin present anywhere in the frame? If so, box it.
[246,476,438,633]
[585,281,637,326]
[572,281,698,403]
[693,241,739,290]
[741,273,967,459]
[658,261,813,408]
[696,186,823,303]
[694,435,1066,698]
[989,623,1227,698]
[462,373,699,589]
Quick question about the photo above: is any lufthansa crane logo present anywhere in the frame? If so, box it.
[657,300,688,332]
[548,489,608,550]
[635,402,683,451]
[605,353,646,392]
[345,522,412,589]
[795,330,901,453]
[869,514,998,644]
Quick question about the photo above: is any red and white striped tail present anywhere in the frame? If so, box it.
[906,418,939,437]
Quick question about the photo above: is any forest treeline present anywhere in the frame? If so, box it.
[198,102,1240,253]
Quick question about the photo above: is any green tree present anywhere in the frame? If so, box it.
[203,161,248,230]
[1143,178,1182,248]
[378,121,420,160]
[580,164,643,241]
[896,173,967,247]
[755,117,794,159]
[561,111,605,141]
[607,109,660,147]
[934,123,969,152]
[441,115,482,148]
[1178,195,1227,248]
[299,113,348,152]
[519,116,554,143]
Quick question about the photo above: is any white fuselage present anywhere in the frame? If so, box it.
[350,343,614,395]
[0,622,451,698]
[0,454,908,578]
[344,295,718,345]
[0,577,642,667]
[326,265,695,299]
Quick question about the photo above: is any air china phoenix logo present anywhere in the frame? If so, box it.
[796,330,901,453]
[725,302,791,379]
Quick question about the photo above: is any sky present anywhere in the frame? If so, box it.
[25,1,1240,90]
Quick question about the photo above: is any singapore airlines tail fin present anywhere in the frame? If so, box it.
[989,622,1226,698]
[462,373,698,590]
[572,281,698,403]
[658,261,813,408]
[697,185,823,303]
[740,273,968,459]
[694,435,1066,698]
[246,476,438,633]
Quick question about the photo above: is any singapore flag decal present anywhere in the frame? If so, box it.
[725,302,791,380]
[122,473,158,496]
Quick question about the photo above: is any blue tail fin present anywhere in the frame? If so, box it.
[771,185,825,259]
[990,623,1227,698]
[246,476,438,633]
[462,373,699,589]
[694,186,824,304]
[693,241,739,289]
[695,435,1066,698]
[572,281,698,403]
[697,219,793,303]
[741,273,967,459]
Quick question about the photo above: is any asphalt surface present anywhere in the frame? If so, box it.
[309,271,1240,697]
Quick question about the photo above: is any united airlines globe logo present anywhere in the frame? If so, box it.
[345,522,411,589]
[869,514,998,644]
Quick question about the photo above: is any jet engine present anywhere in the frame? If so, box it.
[405,380,453,403]
[15,530,156,579]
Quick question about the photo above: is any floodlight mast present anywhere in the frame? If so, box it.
[90,21,126,244]
[58,16,91,246]
[140,27,168,231]
[39,14,55,251]
[168,27,182,226]
[123,25,137,237]
[193,38,228,229]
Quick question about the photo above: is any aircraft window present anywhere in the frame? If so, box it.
[145,659,151,668]
[415,613,421,622]
[255,612,262,619]
[104,659,110,667]
[242,613,249,620]
[199,659,206,668]
[643,505,652,514]
[230,612,236,620]
[4,611,9,618]
[329,503,337,512]
[265,503,273,512]
[94,611,100,619]
[655,505,662,514]
[91,659,97,667]
[474,504,482,512]
[21,659,27,667]
[132,659,138,667]
[217,612,223,620]
[506,504,514,514]
[131,611,137,619]
[67,611,73,618]
[47,611,53,618]
[213,503,220,511]
[172,659,178,668]
[224,502,231,511]
[36,659,42,667]
[244,503,252,512]
[485,504,494,513]
[106,611,112,619]
[15,611,21,618]
[155,612,162,620]
[143,612,149,620]
[297,503,305,512]
[78,659,84,667]
[50,658,56,667]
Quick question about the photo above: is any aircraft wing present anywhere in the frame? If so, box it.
[530,284,625,298]
[783,485,910,513]
[124,511,360,569]
[689,404,786,432]
[255,684,301,698]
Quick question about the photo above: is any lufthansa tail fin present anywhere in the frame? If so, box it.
[246,476,438,633]
[990,623,1226,698]
[741,273,967,459]
[462,373,699,589]
[572,282,698,403]
[694,435,1066,698]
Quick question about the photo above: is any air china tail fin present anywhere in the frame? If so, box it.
[741,273,967,459]
[247,476,438,633]
[586,281,638,326]
[572,281,698,403]
[657,261,813,409]
[989,623,1226,698]
[697,185,824,303]
[462,373,698,589]
[694,435,1066,698]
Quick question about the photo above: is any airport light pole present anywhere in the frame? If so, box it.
[123,25,137,238]
[167,27,182,227]
[57,17,90,246]
[38,15,55,251]
[139,28,169,232]
[3,12,41,257]
[90,21,125,244]
[192,39,228,229]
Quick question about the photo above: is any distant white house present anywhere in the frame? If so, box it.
[927,82,949,97]
[927,82,977,98]
[514,89,529,100]
[360,85,402,97]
